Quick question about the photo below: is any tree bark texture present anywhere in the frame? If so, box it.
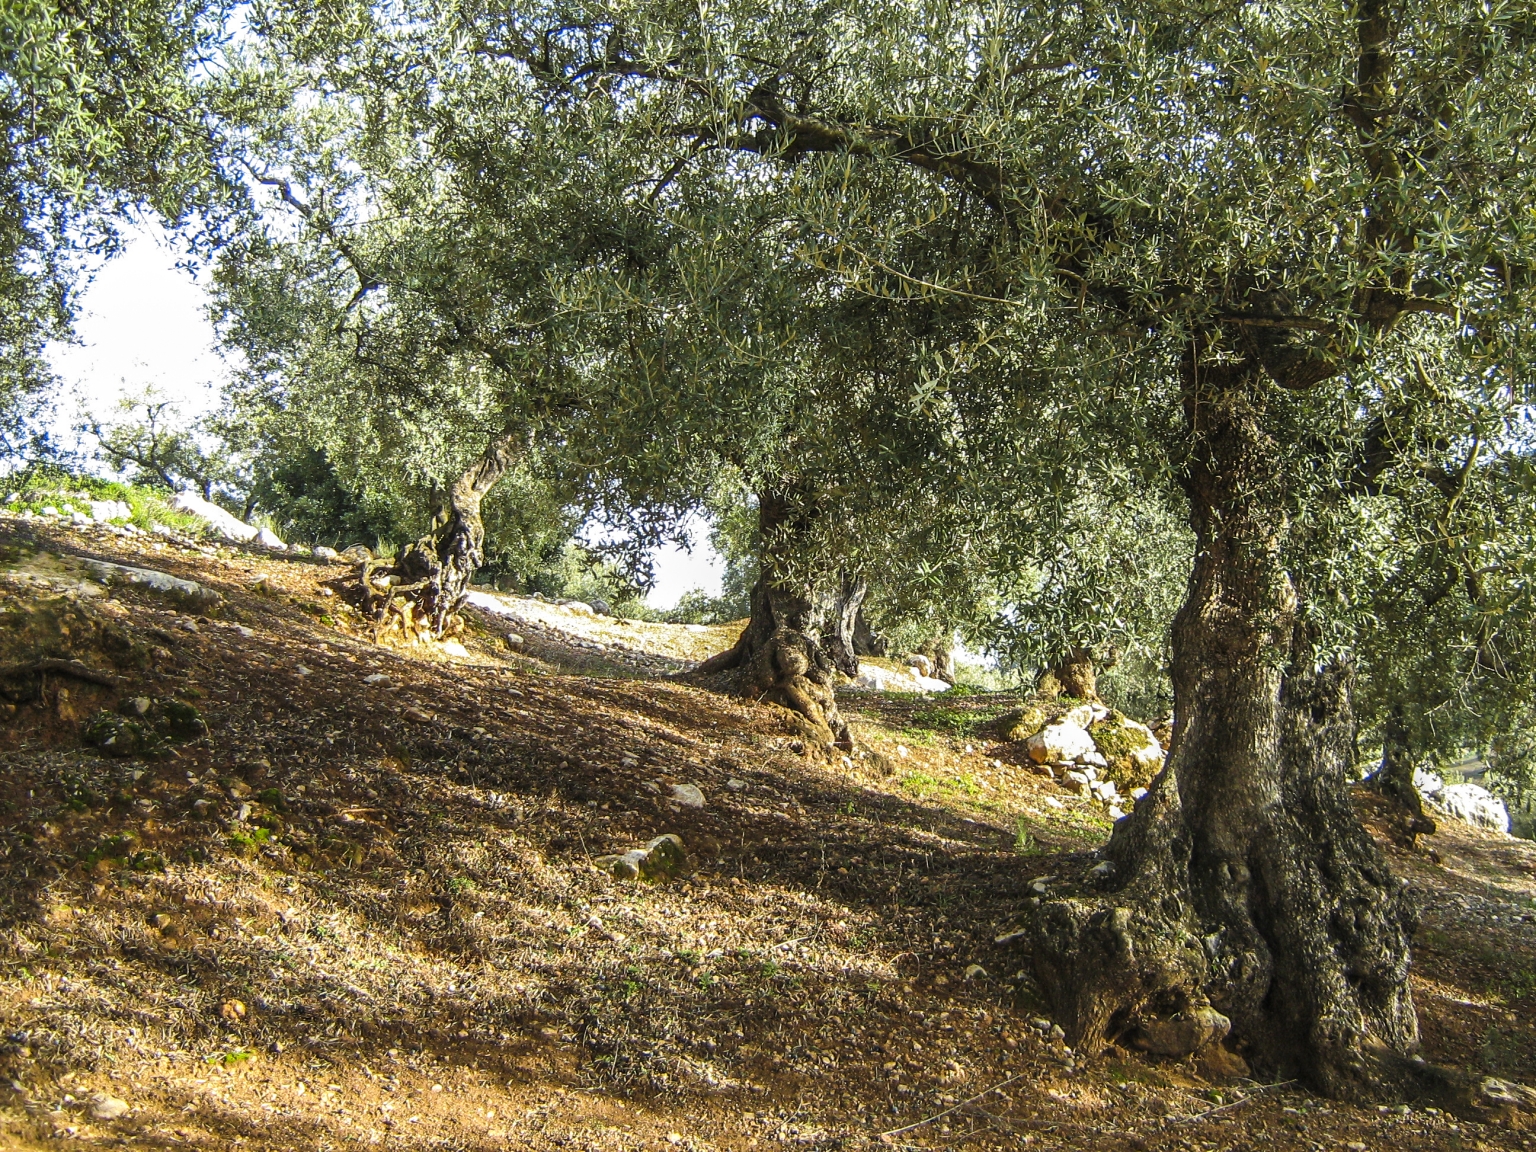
[851,606,887,657]
[363,426,525,641]
[916,633,956,683]
[693,492,855,750]
[1042,647,1097,699]
[1033,353,1418,1097]
[821,574,868,678]
[1371,706,1435,835]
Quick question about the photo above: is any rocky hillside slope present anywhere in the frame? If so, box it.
[1,513,1534,1151]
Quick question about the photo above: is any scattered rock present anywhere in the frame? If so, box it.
[313,546,341,562]
[904,653,934,678]
[1059,703,1099,729]
[1088,711,1164,791]
[1195,1044,1251,1081]
[161,700,207,738]
[255,526,287,550]
[1418,769,1510,833]
[81,558,222,612]
[1026,721,1096,765]
[170,491,255,541]
[89,500,131,523]
[1478,1076,1536,1124]
[851,662,951,693]
[596,834,688,881]
[503,633,525,650]
[87,1094,129,1121]
[363,673,390,685]
[339,544,373,562]
[82,712,153,757]
[669,783,706,808]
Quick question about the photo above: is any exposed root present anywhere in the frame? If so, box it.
[0,658,125,689]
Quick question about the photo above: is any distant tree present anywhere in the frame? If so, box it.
[86,389,242,502]
[244,446,405,549]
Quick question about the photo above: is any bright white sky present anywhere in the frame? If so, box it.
[46,219,226,441]
[44,221,724,608]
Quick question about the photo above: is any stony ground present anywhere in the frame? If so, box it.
[1,516,1534,1152]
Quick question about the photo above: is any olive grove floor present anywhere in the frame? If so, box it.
[0,516,1532,1151]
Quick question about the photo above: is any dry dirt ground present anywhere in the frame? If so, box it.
[1,517,1534,1152]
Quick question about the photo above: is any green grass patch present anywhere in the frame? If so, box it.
[0,464,210,534]
[1013,819,1041,854]
[227,826,272,855]
[899,770,982,802]
[908,706,977,736]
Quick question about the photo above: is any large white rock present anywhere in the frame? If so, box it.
[255,526,287,550]
[1413,764,1445,799]
[1026,721,1097,764]
[1060,704,1098,729]
[1430,782,1510,834]
[851,662,950,693]
[464,590,528,620]
[89,499,131,522]
[169,491,257,542]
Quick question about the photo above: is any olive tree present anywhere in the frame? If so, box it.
[475,0,1536,1095]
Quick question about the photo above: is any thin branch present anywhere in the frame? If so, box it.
[876,1073,1025,1140]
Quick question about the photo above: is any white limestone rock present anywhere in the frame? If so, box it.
[170,491,256,541]
[1026,721,1096,765]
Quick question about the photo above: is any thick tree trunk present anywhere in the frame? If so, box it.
[917,632,955,684]
[363,425,525,641]
[821,574,868,678]
[1032,354,1418,1097]
[1371,706,1436,837]
[1042,646,1097,699]
[693,492,855,750]
[852,607,887,657]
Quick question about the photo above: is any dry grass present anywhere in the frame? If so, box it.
[1,516,1534,1151]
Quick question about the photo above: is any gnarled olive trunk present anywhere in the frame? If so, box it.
[1033,355,1417,1096]
[820,573,868,678]
[1042,646,1098,700]
[910,631,955,684]
[363,425,525,641]
[1371,705,1436,834]
[693,492,855,750]
[852,606,887,657]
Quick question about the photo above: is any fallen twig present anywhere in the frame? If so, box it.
[0,659,124,688]
[877,1073,1026,1141]
[1172,1079,1297,1124]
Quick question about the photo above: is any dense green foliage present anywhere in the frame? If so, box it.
[10,0,1529,832]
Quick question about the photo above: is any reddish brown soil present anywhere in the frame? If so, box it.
[0,518,1533,1151]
